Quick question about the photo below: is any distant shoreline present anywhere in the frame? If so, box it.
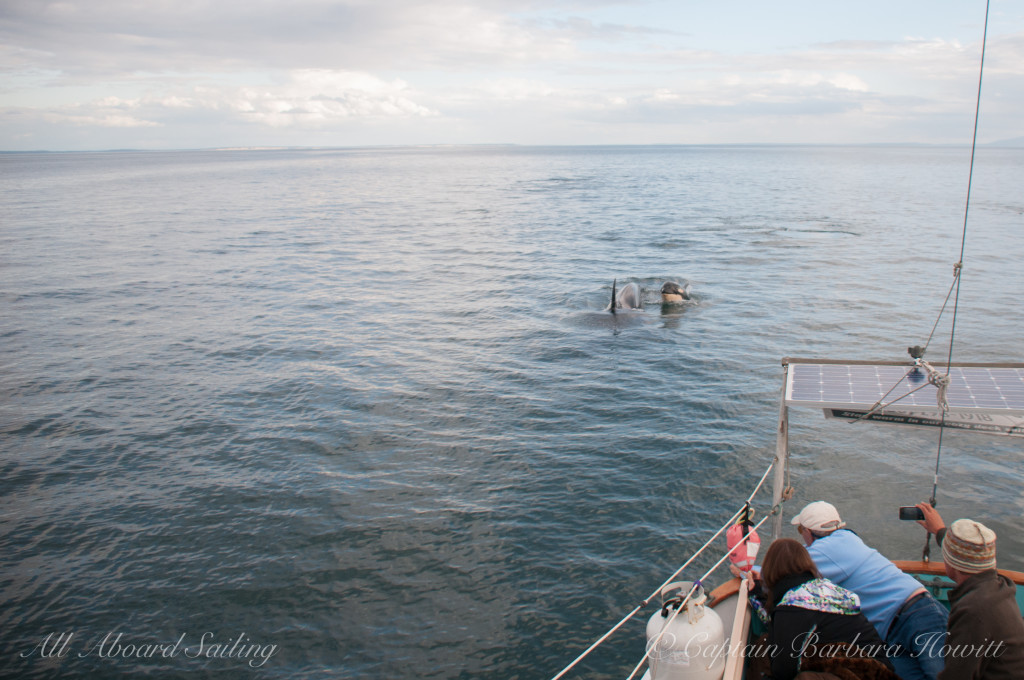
[3,140,1024,155]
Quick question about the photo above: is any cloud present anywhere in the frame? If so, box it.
[534,14,681,44]
[9,69,437,133]
[0,0,581,77]
[477,78,558,101]
[13,95,162,128]
[229,70,437,127]
[48,111,162,128]
[1,1,1022,148]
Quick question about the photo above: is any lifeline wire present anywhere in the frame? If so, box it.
[746,461,775,505]
[548,460,775,680]
[548,505,745,680]
[625,512,773,680]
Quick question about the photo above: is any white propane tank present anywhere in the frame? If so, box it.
[645,582,726,680]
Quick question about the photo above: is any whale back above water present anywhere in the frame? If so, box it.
[610,280,643,312]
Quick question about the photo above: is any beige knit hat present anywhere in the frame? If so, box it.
[943,519,997,573]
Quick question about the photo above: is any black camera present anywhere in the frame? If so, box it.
[898,506,924,521]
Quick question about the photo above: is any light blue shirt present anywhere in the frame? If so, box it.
[807,529,922,639]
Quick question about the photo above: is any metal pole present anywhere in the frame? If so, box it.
[772,361,791,540]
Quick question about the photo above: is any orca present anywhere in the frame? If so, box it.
[660,281,691,303]
[610,279,643,313]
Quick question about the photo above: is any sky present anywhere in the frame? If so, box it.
[1,0,1023,151]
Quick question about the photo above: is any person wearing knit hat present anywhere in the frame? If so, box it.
[791,501,949,680]
[943,519,997,573]
[916,504,1024,679]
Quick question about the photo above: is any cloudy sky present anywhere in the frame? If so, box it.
[2,0,1023,150]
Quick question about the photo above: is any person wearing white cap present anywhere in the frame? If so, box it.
[790,501,948,680]
[916,504,1024,679]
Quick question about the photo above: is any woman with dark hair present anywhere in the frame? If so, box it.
[748,538,897,680]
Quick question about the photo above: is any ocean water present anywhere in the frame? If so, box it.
[2,145,1023,679]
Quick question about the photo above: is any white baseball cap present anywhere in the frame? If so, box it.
[790,501,846,533]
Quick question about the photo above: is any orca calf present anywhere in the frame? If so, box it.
[660,281,691,303]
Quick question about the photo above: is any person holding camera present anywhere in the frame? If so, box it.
[916,503,1024,679]
[790,501,948,680]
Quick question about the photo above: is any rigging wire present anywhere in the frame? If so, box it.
[928,0,990,510]
[920,266,961,358]
[848,356,951,424]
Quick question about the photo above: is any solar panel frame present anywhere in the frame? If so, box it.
[784,360,1024,416]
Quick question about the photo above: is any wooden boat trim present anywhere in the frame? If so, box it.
[709,564,1024,605]
[893,560,1024,586]
[707,577,742,608]
[722,577,751,680]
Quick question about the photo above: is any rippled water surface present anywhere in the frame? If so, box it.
[2,145,1023,678]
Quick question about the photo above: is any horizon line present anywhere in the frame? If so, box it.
[4,140,1023,155]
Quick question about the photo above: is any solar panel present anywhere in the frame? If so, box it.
[785,362,1024,416]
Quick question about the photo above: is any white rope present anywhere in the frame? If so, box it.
[746,459,774,505]
[549,460,776,680]
[917,358,951,412]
